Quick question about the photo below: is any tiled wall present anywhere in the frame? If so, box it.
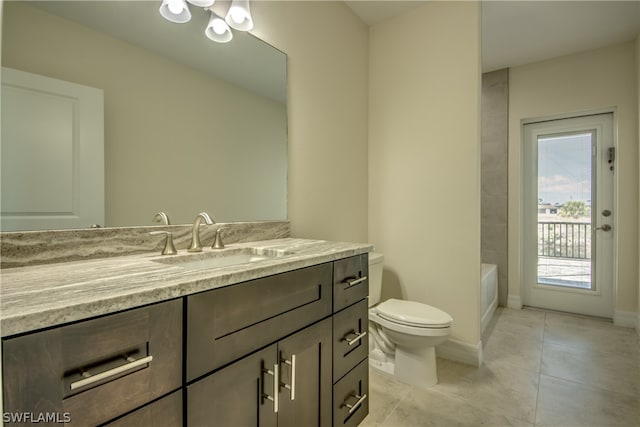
[481,69,509,306]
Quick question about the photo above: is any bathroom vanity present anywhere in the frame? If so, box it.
[1,238,371,427]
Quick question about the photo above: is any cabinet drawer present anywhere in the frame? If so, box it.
[105,391,182,427]
[2,299,182,427]
[187,263,333,381]
[333,299,369,382]
[333,254,369,312]
[333,358,369,427]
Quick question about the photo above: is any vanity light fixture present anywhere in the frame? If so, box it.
[159,0,252,43]
[159,0,214,24]
[187,0,215,7]
[159,0,192,23]
[225,0,254,31]
[205,12,233,43]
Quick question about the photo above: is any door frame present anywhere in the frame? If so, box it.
[518,108,618,318]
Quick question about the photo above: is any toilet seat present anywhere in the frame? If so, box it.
[376,299,453,328]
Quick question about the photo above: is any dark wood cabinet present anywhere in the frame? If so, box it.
[2,299,182,427]
[277,317,332,427]
[187,262,332,381]
[333,359,369,427]
[187,344,278,427]
[333,254,369,312]
[187,318,332,427]
[333,299,369,383]
[2,254,369,427]
[104,391,183,427]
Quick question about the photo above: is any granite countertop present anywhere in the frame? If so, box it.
[1,238,373,338]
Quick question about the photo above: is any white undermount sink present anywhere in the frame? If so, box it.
[152,247,288,271]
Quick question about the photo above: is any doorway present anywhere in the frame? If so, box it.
[522,113,614,318]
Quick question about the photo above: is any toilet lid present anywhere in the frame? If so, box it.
[376,299,453,328]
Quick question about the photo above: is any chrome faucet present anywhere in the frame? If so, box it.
[188,212,214,252]
[152,211,171,225]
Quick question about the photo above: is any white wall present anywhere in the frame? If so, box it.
[252,1,369,243]
[368,2,482,352]
[508,42,639,323]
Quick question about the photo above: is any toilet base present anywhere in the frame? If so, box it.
[369,348,395,376]
[394,345,438,388]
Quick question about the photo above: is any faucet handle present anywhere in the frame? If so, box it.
[212,227,228,250]
[149,231,177,255]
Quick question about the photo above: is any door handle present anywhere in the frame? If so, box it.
[343,393,368,414]
[70,355,153,390]
[262,363,279,413]
[343,276,367,289]
[594,224,612,232]
[281,354,296,401]
[342,330,367,346]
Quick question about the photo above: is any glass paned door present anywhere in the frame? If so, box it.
[537,132,594,290]
[522,113,614,318]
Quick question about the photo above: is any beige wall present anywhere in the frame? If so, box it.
[508,42,639,320]
[2,2,287,227]
[637,35,640,332]
[251,1,369,243]
[368,2,482,346]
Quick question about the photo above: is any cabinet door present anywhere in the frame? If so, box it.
[187,344,278,427]
[277,318,332,427]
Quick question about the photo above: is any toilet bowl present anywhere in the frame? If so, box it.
[368,253,453,388]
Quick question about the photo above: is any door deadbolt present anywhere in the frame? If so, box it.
[601,209,611,217]
[595,224,612,232]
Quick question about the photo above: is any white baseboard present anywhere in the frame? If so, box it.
[613,310,638,328]
[436,338,482,367]
[507,294,522,309]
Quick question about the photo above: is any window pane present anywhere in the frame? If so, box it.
[537,133,592,289]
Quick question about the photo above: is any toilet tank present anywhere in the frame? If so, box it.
[368,252,384,307]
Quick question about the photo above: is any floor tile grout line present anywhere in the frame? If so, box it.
[538,371,640,400]
[533,311,546,427]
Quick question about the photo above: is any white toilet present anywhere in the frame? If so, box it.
[368,252,453,388]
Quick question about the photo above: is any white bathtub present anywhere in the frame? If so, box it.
[481,263,498,333]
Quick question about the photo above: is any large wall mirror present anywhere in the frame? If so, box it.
[1,1,287,231]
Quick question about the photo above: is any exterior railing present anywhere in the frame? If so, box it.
[538,221,591,260]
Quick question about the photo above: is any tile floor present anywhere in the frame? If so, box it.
[360,307,640,427]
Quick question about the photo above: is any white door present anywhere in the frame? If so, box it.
[522,113,614,318]
[1,67,104,231]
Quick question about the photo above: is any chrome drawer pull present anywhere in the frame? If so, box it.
[281,354,296,400]
[70,355,153,390]
[343,276,367,288]
[343,330,367,346]
[262,363,279,413]
[344,393,367,414]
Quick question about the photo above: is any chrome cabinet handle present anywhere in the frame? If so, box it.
[343,276,367,288]
[70,355,153,390]
[343,330,367,346]
[343,393,367,414]
[281,354,296,400]
[263,363,279,413]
